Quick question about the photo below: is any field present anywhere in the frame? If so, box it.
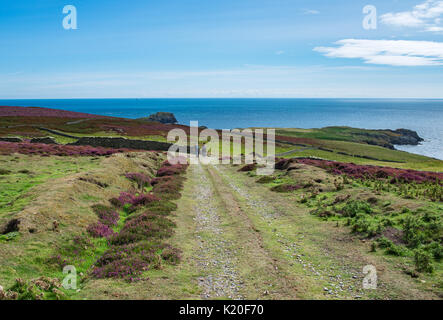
[0,106,442,300]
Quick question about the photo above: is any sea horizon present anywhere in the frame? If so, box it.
[1,98,442,160]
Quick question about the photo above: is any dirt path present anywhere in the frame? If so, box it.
[191,163,243,299]
[173,162,299,300]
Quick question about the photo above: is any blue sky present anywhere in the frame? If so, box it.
[0,0,442,98]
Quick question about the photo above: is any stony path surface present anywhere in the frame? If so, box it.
[191,163,244,299]
[212,164,368,299]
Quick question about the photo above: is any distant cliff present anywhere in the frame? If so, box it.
[355,128,424,149]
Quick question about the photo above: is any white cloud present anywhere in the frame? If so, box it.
[303,9,320,15]
[275,50,285,55]
[381,0,443,32]
[314,39,443,66]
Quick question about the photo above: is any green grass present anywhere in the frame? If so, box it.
[0,155,102,218]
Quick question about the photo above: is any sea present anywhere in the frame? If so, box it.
[0,98,441,160]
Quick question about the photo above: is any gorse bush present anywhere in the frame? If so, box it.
[414,249,434,273]
[341,200,373,217]
[377,237,408,256]
[402,213,442,248]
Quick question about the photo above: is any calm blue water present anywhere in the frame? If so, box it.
[0,98,442,160]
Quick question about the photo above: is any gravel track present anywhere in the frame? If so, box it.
[191,163,244,299]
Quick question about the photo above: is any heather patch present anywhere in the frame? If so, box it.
[109,212,175,245]
[110,191,160,212]
[238,163,256,172]
[275,158,443,184]
[0,106,105,118]
[0,141,131,157]
[125,172,151,189]
[87,222,116,238]
[90,157,187,281]
[91,204,119,227]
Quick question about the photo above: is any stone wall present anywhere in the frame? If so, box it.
[0,137,22,143]
[68,137,177,152]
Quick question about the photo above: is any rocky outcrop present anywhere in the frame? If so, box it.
[386,129,424,146]
[30,137,57,144]
[139,112,178,124]
[354,128,424,149]
[68,137,174,152]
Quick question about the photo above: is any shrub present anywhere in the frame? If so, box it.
[152,178,184,200]
[403,213,442,248]
[92,240,180,280]
[414,249,434,273]
[377,237,408,256]
[87,222,115,238]
[341,200,372,217]
[157,164,187,177]
[256,175,275,184]
[161,246,182,265]
[91,204,119,227]
[109,212,175,245]
[110,191,159,212]
[423,242,443,260]
[0,168,11,175]
[271,183,303,193]
[238,163,256,172]
[125,172,151,189]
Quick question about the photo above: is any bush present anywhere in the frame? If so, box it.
[0,168,11,175]
[109,212,175,245]
[423,242,443,260]
[92,240,180,280]
[238,164,256,172]
[91,204,119,227]
[414,249,434,273]
[403,213,442,248]
[125,172,151,189]
[256,175,275,184]
[341,200,372,217]
[271,183,303,193]
[157,164,187,177]
[377,237,408,256]
[87,222,116,238]
[110,191,159,212]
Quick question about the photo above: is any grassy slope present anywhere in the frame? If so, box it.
[0,152,161,293]
[236,164,442,298]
